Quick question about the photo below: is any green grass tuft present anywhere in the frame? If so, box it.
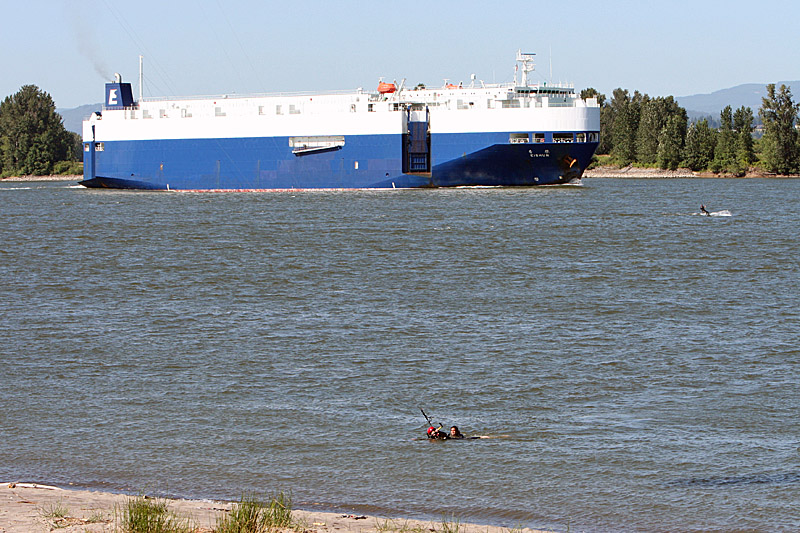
[39,498,69,519]
[215,491,294,533]
[439,513,461,533]
[116,493,193,533]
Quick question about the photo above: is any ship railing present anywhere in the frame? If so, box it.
[101,104,140,112]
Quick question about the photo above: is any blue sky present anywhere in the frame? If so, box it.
[4,0,800,109]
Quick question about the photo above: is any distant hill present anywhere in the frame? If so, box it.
[676,81,800,122]
[57,103,101,134]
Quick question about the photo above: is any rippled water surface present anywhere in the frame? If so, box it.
[1,178,798,532]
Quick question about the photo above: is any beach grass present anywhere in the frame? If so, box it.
[39,497,69,519]
[440,513,461,533]
[116,493,194,533]
[215,490,295,533]
[374,517,429,533]
[374,514,465,533]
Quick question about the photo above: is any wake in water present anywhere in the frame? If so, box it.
[694,209,732,217]
[413,434,511,441]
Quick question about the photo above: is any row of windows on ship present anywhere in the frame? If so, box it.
[511,132,600,144]
[125,97,574,120]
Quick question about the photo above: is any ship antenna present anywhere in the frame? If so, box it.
[139,54,143,101]
[515,49,536,87]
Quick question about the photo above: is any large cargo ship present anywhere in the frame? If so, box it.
[81,51,600,190]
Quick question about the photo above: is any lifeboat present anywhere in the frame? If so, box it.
[377,81,396,94]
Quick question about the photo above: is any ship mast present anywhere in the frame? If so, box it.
[139,55,143,101]
[515,50,536,87]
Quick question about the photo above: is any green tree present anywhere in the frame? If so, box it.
[683,119,716,171]
[610,89,639,165]
[656,114,684,170]
[759,83,800,174]
[0,85,73,175]
[68,131,83,161]
[733,106,755,170]
[636,96,687,166]
[595,93,616,155]
[635,95,659,165]
[711,106,738,173]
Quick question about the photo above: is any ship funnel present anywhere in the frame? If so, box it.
[106,74,135,109]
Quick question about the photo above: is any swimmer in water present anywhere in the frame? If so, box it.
[426,426,447,440]
[449,426,465,439]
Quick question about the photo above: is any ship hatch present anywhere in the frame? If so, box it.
[402,106,431,174]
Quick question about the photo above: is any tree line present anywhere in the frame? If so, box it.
[581,83,800,175]
[0,85,82,178]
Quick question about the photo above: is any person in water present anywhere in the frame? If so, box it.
[701,204,711,216]
[449,426,465,439]
[427,426,448,440]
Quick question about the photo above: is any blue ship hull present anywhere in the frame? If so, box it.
[81,131,598,190]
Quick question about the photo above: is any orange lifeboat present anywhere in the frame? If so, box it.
[446,83,459,89]
[377,81,396,94]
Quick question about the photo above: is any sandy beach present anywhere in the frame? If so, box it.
[583,165,793,178]
[0,483,553,533]
[1,175,81,182]
[583,166,697,178]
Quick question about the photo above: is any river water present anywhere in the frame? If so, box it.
[1,178,798,532]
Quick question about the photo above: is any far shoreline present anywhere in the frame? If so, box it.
[2,174,81,182]
[583,165,796,179]
[0,482,555,533]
